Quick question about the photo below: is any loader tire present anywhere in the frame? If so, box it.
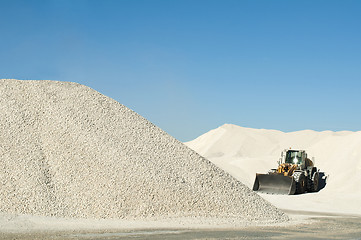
[294,172,306,194]
[310,171,319,192]
[307,174,313,192]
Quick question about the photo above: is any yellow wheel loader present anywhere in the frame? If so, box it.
[253,149,319,195]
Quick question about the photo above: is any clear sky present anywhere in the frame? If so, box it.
[1,0,361,141]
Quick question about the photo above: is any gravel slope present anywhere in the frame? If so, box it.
[0,79,288,224]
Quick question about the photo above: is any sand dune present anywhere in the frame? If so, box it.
[186,124,361,216]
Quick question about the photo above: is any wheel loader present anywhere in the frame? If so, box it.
[253,149,319,195]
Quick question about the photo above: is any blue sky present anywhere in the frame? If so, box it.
[1,0,361,141]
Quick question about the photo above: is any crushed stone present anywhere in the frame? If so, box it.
[0,79,288,223]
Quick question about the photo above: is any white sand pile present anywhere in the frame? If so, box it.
[0,79,288,225]
[186,124,361,216]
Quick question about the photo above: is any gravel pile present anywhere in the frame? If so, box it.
[0,79,288,223]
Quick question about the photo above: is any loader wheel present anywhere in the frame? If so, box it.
[294,172,306,194]
[310,171,319,192]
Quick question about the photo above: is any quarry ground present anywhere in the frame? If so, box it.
[2,81,360,239]
[1,212,361,240]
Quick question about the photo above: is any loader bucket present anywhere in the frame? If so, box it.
[253,173,296,195]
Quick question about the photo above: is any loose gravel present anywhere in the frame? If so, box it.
[0,79,288,223]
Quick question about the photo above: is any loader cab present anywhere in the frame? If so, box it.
[284,150,305,167]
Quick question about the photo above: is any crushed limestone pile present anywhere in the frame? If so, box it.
[0,79,288,223]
